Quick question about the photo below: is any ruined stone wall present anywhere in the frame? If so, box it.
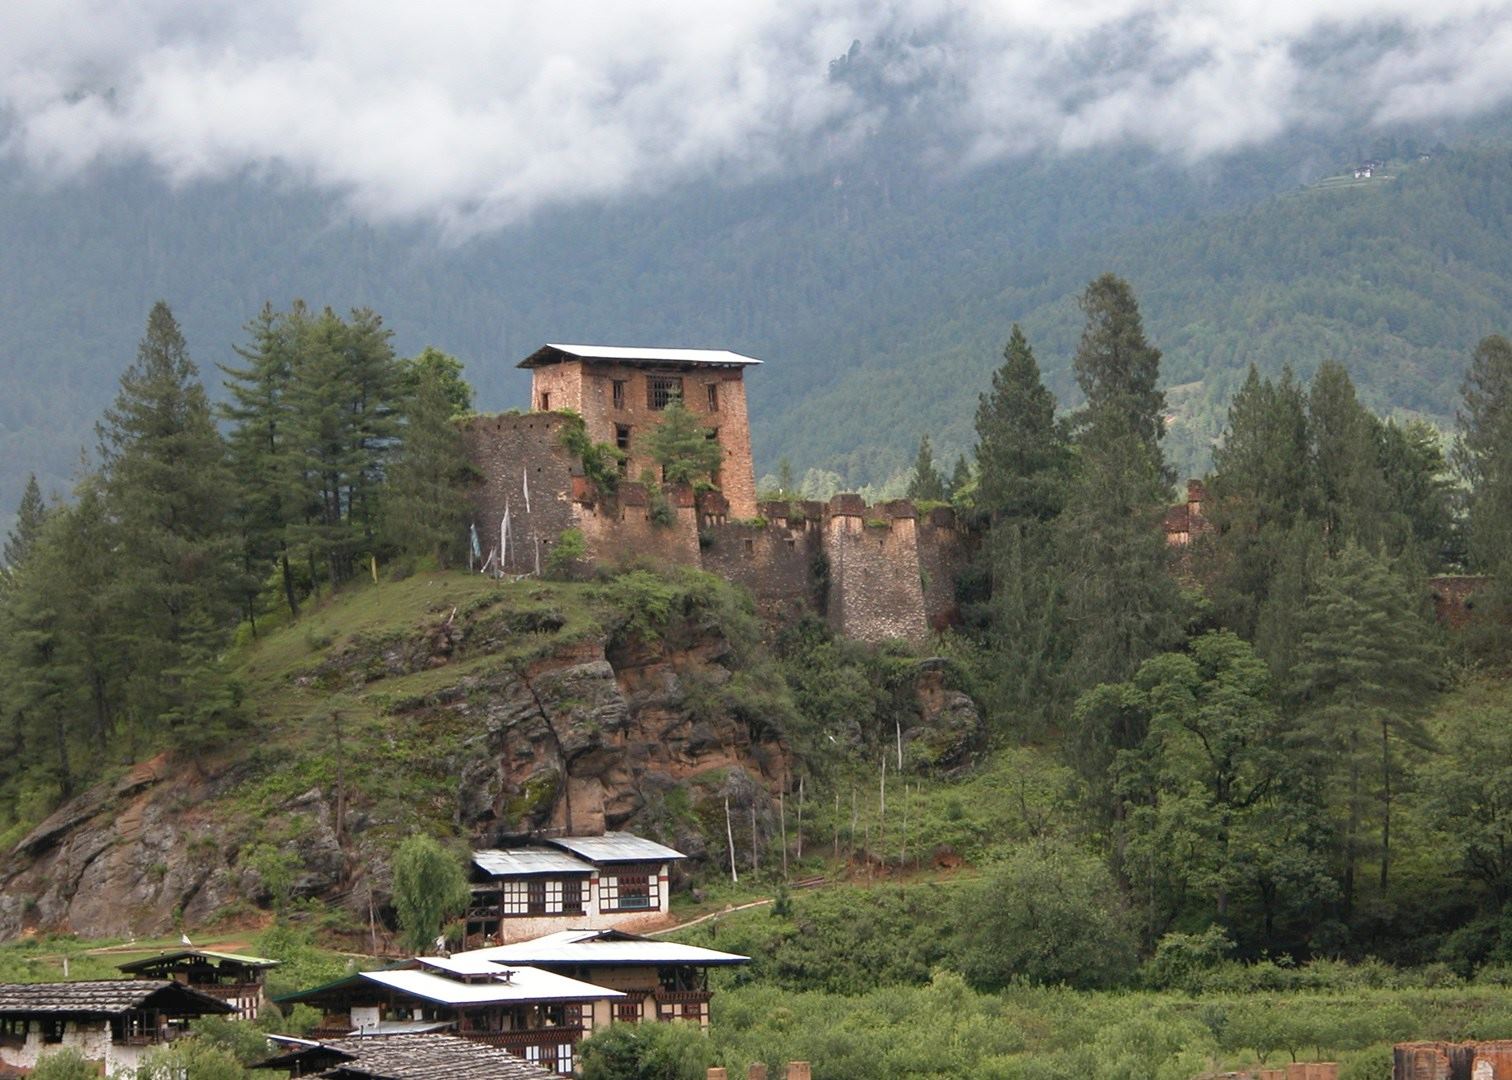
[699,501,820,625]
[823,496,929,643]
[916,506,967,632]
[576,483,702,571]
[459,413,580,574]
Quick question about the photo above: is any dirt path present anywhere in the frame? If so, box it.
[647,898,772,936]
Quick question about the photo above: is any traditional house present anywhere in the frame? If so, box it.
[467,833,685,943]
[253,1031,560,1079]
[0,980,233,1076]
[276,959,622,1075]
[458,929,749,1028]
[117,948,278,1020]
[519,343,762,518]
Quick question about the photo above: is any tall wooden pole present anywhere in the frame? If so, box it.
[724,798,739,884]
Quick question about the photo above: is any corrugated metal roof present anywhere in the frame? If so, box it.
[519,344,762,369]
[414,955,512,977]
[357,966,622,1006]
[472,849,592,877]
[459,930,747,968]
[544,832,686,864]
[117,949,278,973]
[0,980,233,1016]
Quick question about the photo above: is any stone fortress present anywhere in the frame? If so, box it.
[460,344,966,643]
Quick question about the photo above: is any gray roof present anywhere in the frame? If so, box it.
[259,1033,559,1080]
[0,980,233,1017]
[472,849,592,877]
[544,832,686,864]
[519,343,762,370]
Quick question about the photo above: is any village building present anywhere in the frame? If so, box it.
[276,958,622,1075]
[518,344,761,519]
[458,928,748,1029]
[466,833,685,943]
[1162,479,1211,546]
[253,1031,560,1079]
[117,948,278,1020]
[0,980,233,1077]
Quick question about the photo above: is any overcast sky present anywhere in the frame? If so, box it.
[4,0,1512,233]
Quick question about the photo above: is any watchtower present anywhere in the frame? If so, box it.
[518,344,760,518]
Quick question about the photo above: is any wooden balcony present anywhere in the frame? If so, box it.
[459,1026,584,1051]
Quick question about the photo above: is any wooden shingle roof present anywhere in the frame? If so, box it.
[0,979,233,1017]
[281,1033,560,1079]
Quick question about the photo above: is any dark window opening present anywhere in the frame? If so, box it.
[617,1000,642,1023]
[706,383,719,411]
[562,878,584,916]
[40,1019,65,1044]
[616,425,632,451]
[539,392,551,411]
[527,878,547,915]
[613,380,626,409]
[647,376,683,410]
[743,539,754,554]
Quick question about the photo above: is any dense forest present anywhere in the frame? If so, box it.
[7,83,1512,531]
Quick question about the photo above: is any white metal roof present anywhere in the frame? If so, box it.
[472,849,592,877]
[522,344,762,369]
[544,832,685,864]
[458,930,748,968]
[358,966,621,1006]
[415,955,515,977]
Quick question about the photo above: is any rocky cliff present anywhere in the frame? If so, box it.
[0,572,982,942]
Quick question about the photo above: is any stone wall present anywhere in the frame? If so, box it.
[699,501,820,626]
[916,506,968,632]
[459,412,581,575]
[823,497,930,643]
[577,483,702,571]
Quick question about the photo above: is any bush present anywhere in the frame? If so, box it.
[547,528,587,578]
[956,840,1136,991]
[579,1020,712,1080]
[1141,926,1235,991]
[29,1049,97,1080]
[392,833,470,952]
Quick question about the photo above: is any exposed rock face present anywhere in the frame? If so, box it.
[0,606,981,941]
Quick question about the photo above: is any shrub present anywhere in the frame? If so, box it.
[392,833,470,952]
[547,528,588,578]
[579,1020,712,1080]
[29,1050,97,1080]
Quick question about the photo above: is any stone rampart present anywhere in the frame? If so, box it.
[460,412,579,574]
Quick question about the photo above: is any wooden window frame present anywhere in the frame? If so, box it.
[646,377,682,410]
[599,865,659,912]
[706,383,719,411]
[612,380,626,409]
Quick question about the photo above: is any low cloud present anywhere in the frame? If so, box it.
[2,0,1510,232]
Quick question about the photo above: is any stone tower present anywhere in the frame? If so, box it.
[519,343,760,518]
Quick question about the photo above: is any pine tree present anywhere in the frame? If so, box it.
[2,475,46,574]
[905,435,947,502]
[385,358,475,566]
[1289,544,1441,909]
[1059,276,1183,695]
[399,346,472,416]
[221,303,303,621]
[286,307,402,587]
[1455,334,1512,577]
[973,324,1066,522]
[1207,366,1314,638]
[948,455,971,501]
[1072,274,1167,462]
[98,301,236,737]
[645,396,722,487]
[1309,362,1390,555]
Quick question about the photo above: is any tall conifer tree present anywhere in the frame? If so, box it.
[385,356,474,566]
[906,435,947,502]
[973,324,1066,523]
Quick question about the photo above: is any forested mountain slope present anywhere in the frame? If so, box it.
[1,117,1509,523]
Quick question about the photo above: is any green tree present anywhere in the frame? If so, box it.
[1206,366,1314,638]
[956,839,1136,990]
[905,434,946,502]
[645,397,722,487]
[391,834,470,952]
[973,324,1067,522]
[1072,273,1167,458]
[98,302,237,739]
[1423,701,1512,909]
[2,474,45,574]
[286,307,403,588]
[1290,544,1442,910]
[579,1021,712,1080]
[135,1036,254,1080]
[1456,334,1512,579]
[385,357,474,566]
[948,454,971,501]
[220,302,304,621]
[1309,362,1391,555]
[399,346,473,416]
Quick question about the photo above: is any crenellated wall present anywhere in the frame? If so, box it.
[461,415,962,643]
